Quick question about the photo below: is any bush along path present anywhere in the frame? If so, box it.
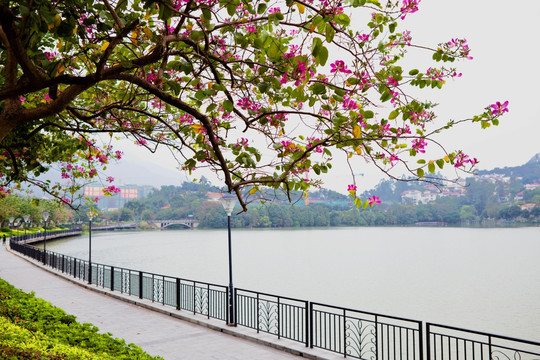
[0,278,163,360]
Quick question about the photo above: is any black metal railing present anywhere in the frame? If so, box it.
[310,302,423,359]
[427,323,540,360]
[10,228,82,244]
[235,288,309,346]
[9,239,540,360]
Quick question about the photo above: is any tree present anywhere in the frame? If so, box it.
[0,0,508,211]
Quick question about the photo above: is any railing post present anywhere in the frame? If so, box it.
[256,292,260,333]
[139,271,143,299]
[110,266,114,291]
[420,322,425,360]
[61,255,64,273]
[426,323,431,360]
[176,278,181,310]
[305,301,309,348]
[277,297,281,340]
[309,302,314,349]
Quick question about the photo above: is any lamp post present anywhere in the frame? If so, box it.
[8,217,14,243]
[23,215,29,238]
[220,192,237,326]
[42,211,50,265]
[87,211,94,284]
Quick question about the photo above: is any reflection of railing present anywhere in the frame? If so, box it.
[9,239,540,359]
[427,323,540,360]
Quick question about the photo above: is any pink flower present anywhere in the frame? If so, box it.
[106,176,115,183]
[348,184,357,192]
[330,60,352,74]
[412,138,428,153]
[61,172,70,179]
[369,196,381,205]
[490,101,509,115]
[358,34,370,42]
[387,76,399,87]
[400,0,420,19]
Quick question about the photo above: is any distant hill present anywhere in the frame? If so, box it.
[477,153,540,183]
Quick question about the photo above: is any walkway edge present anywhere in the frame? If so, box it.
[6,247,335,360]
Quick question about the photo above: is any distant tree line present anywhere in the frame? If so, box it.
[107,175,539,228]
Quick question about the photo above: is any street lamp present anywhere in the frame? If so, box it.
[8,217,14,243]
[23,215,30,238]
[42,211,50,265]
[87,211,94,284]
[220,192,237,326]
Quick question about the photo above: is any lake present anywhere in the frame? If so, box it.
[45,226,540,341]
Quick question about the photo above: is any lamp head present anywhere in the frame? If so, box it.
[23,214,29,222]
[42,211,50,222]
[219,193,237,216]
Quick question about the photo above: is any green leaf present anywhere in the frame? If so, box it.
[223,100,233,112]
[319,46,329,66]
[436,159,445,169]
[310,83,326,95]
[257,3,267,14]
[428,162,436,174]
[226,3,236,16]
[388,110,399,120]
[325,23,335,43]
[409,69,419,76]
[417,168,425,178]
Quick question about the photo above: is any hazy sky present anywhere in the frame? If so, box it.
[106,0,540,193]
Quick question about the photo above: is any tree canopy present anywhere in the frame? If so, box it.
[0,0,508,211]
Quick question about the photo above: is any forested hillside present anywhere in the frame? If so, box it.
[108,154,539,228]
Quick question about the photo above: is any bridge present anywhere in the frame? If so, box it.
[149,219,199,230]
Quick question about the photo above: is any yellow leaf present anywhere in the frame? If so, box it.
[186,24,193,31]
[249,188,258,195]
[54,14,62,27]
[355,146,362,155]
[207,82,213,89]
[309,24,316,33]
[348,152,353,159]
[296,2,306,13]
[444,155,450,163]
[429,160,434,165]
[352,125,361,139]
[55,63,65,76]
[56,42,63,48]
[131,30,139,45]
[191,124,202,133]
[101,42,110,51]
[143,27,153,39]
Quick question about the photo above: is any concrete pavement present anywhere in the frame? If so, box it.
[0,243,340,360]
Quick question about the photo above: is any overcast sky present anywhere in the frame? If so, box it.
[106,0,540,193]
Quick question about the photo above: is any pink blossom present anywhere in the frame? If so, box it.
[268,7,281,14]
[348,184,357,192]
[135,138,148,146]
[106,176,115,183]
[358,34,370,42]
[387,76,399,87]
[369,196,381,205]
[400,0,420,20]
[490,101,509,115]
[412,138,428,153]
[61,172,70,179]
[330,60,352,74]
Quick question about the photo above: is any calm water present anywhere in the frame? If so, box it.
[45,226,540,341]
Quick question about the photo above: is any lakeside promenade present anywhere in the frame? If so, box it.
[0,243,340,360]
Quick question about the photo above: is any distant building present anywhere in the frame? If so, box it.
[83,184,154,210]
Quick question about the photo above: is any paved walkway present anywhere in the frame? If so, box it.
[0,243,340,360]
